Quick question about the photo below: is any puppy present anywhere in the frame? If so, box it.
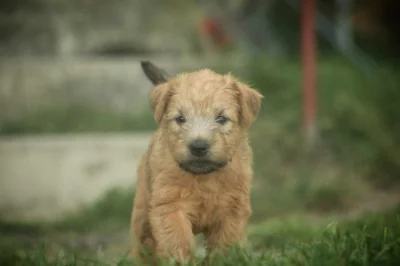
[130,61,263,264]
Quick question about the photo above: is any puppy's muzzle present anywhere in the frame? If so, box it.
[179,139,226,175]
[189,139,209,157]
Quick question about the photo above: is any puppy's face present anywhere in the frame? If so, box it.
[150,69,262,175]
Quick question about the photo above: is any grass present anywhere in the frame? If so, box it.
[0,104,156,135]
[0,204,399,265]
[0,188,135,234]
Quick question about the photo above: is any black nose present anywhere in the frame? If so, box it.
[189,139,209,157]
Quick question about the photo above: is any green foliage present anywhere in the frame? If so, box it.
[241,56,400,185]
[52,187,135,232]
[0,188,135,234]
[0,104,156,135]
[1,205,399,266]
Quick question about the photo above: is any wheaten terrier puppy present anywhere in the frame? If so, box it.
[130,61,263,264]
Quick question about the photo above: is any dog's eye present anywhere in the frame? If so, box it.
[216,115,228,125]
[175,115,186,125]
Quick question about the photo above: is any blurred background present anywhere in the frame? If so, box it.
[0,0,399,264]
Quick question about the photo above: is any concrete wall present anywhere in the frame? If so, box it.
[0,56,235,120]
[0,133,151,222]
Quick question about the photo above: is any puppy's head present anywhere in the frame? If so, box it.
[141,61,263,175]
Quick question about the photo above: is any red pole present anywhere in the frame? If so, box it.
[301,0,317,146]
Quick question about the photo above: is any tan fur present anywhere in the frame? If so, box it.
[130,68,263,264]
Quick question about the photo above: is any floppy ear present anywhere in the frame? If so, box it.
[150,83,171,124]
[140,61,171,124]
[140,61,170,85]
[236,81,263,128]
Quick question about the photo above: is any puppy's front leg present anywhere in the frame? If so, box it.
[149,204,195,264]
[204,209,251,261]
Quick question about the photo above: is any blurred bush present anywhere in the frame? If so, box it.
[242,56,400,192]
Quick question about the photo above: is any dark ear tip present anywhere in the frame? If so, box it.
[140,60,169,85]
[140,61,150,67]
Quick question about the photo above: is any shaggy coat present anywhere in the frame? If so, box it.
[130,62,263,264]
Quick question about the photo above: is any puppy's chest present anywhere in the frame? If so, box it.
[183,183,241,232]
